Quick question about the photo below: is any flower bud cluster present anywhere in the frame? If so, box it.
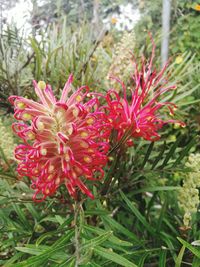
[178,153,200,226]
[107,31,135,90]
[0,117,16,162]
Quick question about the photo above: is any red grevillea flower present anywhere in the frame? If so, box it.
[9,75,110,201]
[104,42,185,146]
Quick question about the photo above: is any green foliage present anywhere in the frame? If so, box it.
[135,0,200,117]
[0,26,33,111]
[0,123,199,266]
[170,1,200,58]
[30,19,110,89]
[0,20,113,113]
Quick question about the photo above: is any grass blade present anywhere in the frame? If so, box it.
[94,246,137,267]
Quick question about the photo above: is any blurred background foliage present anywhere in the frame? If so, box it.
[0,0,200,266]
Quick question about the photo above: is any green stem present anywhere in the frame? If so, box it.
[101,151,122,196]
[102,128,134,195]
[74,201,80,267]
[74,200,84,266]
[108,127,133,156]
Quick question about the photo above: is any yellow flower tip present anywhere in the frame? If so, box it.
[72,107,79,117]
[17,102,26,109]
[80,141,89,148]
[67,125,73,135]
[40,148,47,156]
[175,56,183,64]
[136,128,140,133]
[84,156,92,163]
[194,4,200,11]
[37,121,45,131]
[22,113,32,121]
[27,132,35,140]
[86,117,94,125]
[81,131,88,138]
[38,81,46,90]
[111,17,118,25]
[47,174,53,181]
[76,95,82,102]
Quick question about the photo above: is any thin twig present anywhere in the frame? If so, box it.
[74,200,81,267]
[18,52,35,72]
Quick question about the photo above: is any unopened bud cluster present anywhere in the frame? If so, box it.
[178,153,200,226]
[107,31,135,90]
[0,117,16,162]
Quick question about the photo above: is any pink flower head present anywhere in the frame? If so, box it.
[9,75,110,201]
[104,41,185,146]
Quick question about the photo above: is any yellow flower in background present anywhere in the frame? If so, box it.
[175,55,183,64]
[110,17,118,25]
[194,4,200,11]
